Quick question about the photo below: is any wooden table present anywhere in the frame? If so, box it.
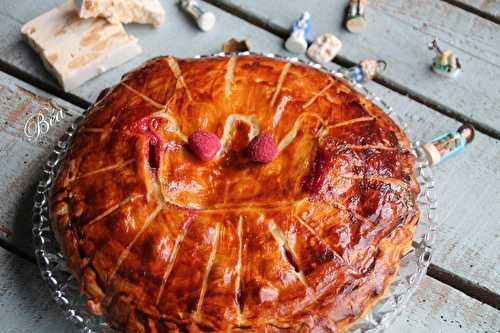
[0,0,498,332]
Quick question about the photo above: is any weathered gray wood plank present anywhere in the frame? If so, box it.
[208,0,500,136]
[0,70,84,259]
[366,81,500,296]
[0,0,287,104]
[2,247,497,333]
[448,0,500,21]
[0,248,74,333]
[387,276,500,333]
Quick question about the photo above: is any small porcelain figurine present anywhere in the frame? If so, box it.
[179,0,216,32]
[345,59,386,84]
[428,39,462,78]
[422,124,475,166]
[307,33,342,64]
[285,12,311,54]
[345,0,368,33]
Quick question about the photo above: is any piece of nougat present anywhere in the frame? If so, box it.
[75,0,166,27]
[21,1,142,91]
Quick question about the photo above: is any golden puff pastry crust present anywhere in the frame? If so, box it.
[50,55,420,333]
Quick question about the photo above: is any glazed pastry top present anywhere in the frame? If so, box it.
[51,55,419,333]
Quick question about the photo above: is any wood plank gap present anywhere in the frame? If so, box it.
[203,0,500,141]
[427,263,500,310]
[372,75,500,140]
[203,0,288,38]
[318,53,500,140]
[439,0,500,25]
[0,59,91,110]
[0,238,36,264]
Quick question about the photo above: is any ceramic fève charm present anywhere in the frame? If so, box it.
[179,0,216,32]
[345,0,368,33]
[345,59,386,84]
[422,124,475,166]
[307,33,342,64]
[428,39,462,78]
[285,11,311,54]
[223,38,251,53]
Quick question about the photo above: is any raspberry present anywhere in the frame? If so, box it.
[248,132,277,163]
[188,131,221,161]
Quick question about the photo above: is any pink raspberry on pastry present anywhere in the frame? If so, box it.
[248,132,278,163]
[188,131,221,161]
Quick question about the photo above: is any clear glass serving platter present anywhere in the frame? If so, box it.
[32,52,437,333]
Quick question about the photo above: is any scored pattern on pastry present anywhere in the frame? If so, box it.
[338,174,409,189]
[331,199,377,228]
[225,56,236,97]
[293,213,344,264]
[272,95,292,128]
[194,223,222,321]
[122,82,165,109]
[85,194,143,227]
[235,216,245,325]
[155,218,194,305]
[108,202,166,282]
[51,55,419,333]
[268,219,311,292]
[118,70,391,160]
[270,62,292,107]
[166,56,193,102]
[217,114,260,158]
[302,78,335,109]
[319,116,375,138]
[196,200,299,213]
[79,120,118,142]
[277,112,325,152]
[75,160,134,180]
[344,144,398,151]
[150,111,188,142]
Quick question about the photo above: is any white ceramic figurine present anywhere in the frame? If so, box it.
[179,0,216,32]
[307,33,342,65]
[285,12,311,54]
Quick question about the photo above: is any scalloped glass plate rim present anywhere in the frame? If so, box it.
[32,51,437,333]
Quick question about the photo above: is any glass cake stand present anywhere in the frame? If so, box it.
[32,52,437,333]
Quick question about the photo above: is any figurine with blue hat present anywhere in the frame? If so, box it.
[285,12,311,54]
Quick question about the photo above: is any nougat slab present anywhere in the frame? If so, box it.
[22,1,142,91]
